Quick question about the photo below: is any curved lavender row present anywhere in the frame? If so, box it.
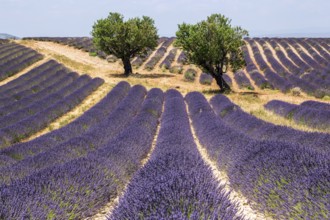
[302,70,330,92]
[0,43,20,54]
[267,39,301,74]
[144,37,174,70]
[286,74,326,98]
[234,70,254,90]
[210,94,330,153]
[0,46,35,65]
[0,87,163,219]
[0,69,73,107]
[298,39,329,66]
[248,70,273,89]
[246,39,269,71]
[0,61,66,98]
[290,39,322,69]
[257,39,287,74]
[177,50,188,64]
[265,100,330,130]
[0,45,27,62]
[0,75,92,129]
[301,100,330,111]
[131,37,170,68]
[264,69,293,93]
[0,72,79,115]
[0,77,103,148]
[256,38,324,95]
[199,72,213,85]
[0,81,130,165]
[0,84,146,185]
[275,39,310,73]
[309,39,330,60]
[159,48,177,70]
[110,90,241,220]
[186,92,330,219]
[0,59,59,93]
[0,53,43,81]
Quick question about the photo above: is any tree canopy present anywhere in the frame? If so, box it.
[91,12,159,76]
[175,14,248,92]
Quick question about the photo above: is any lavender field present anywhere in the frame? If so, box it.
[0,37,329,219]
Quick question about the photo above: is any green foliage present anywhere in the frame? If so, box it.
[175,14,248,78]
[91,12,158,61]
[89,51,97,57]
[184,68,197,82]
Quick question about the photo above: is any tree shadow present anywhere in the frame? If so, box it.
[202,89,221,95]
[108,73,175,79]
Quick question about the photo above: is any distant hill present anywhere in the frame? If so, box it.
[0,33,19,39]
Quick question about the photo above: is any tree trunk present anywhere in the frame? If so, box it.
[211,72,231,93]
[122,58,133,76]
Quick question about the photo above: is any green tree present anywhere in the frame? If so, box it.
[175,14,248,92]
[91,12,159,76]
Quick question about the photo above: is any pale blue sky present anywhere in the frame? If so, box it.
[1,0,330,37]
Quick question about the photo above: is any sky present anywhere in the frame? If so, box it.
[1,0,330,38]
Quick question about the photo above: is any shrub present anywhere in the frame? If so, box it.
[199,73,213,85]
[184,68,197,82]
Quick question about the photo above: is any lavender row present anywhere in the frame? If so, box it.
[308,38,330,61]
[176,50,188,64]
[264,69,293,93]
[0,87,163,219]
[159,48,177,70]
[258,39,287,75]
[286,73,327,98]
[301,70,330,92]
[0,84,146,185]
[0,60,66,96]
[0,50,43,81]
[301,100,330,111]
[233,70,254,90]
[0,44,33,63]
[275,39,310,73]
[265,99,330,130]
[199,72,213,85]
[110,90,241,219]
[248,70,273,89]
[267,39,301,74]
[0,68,73,107]
[0,72,79,117]
[0,44,27,61]
[291,38,324,69]
[144,38,174,70]
[0,75,91,129]
[0,81,130,167]
[285,38,321,70]
[131,38,169,68]
[186,92,330,219]
[298,39,329,66]
[0,77,104,148]
[210,94,330,153]
[245,39,269,71]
